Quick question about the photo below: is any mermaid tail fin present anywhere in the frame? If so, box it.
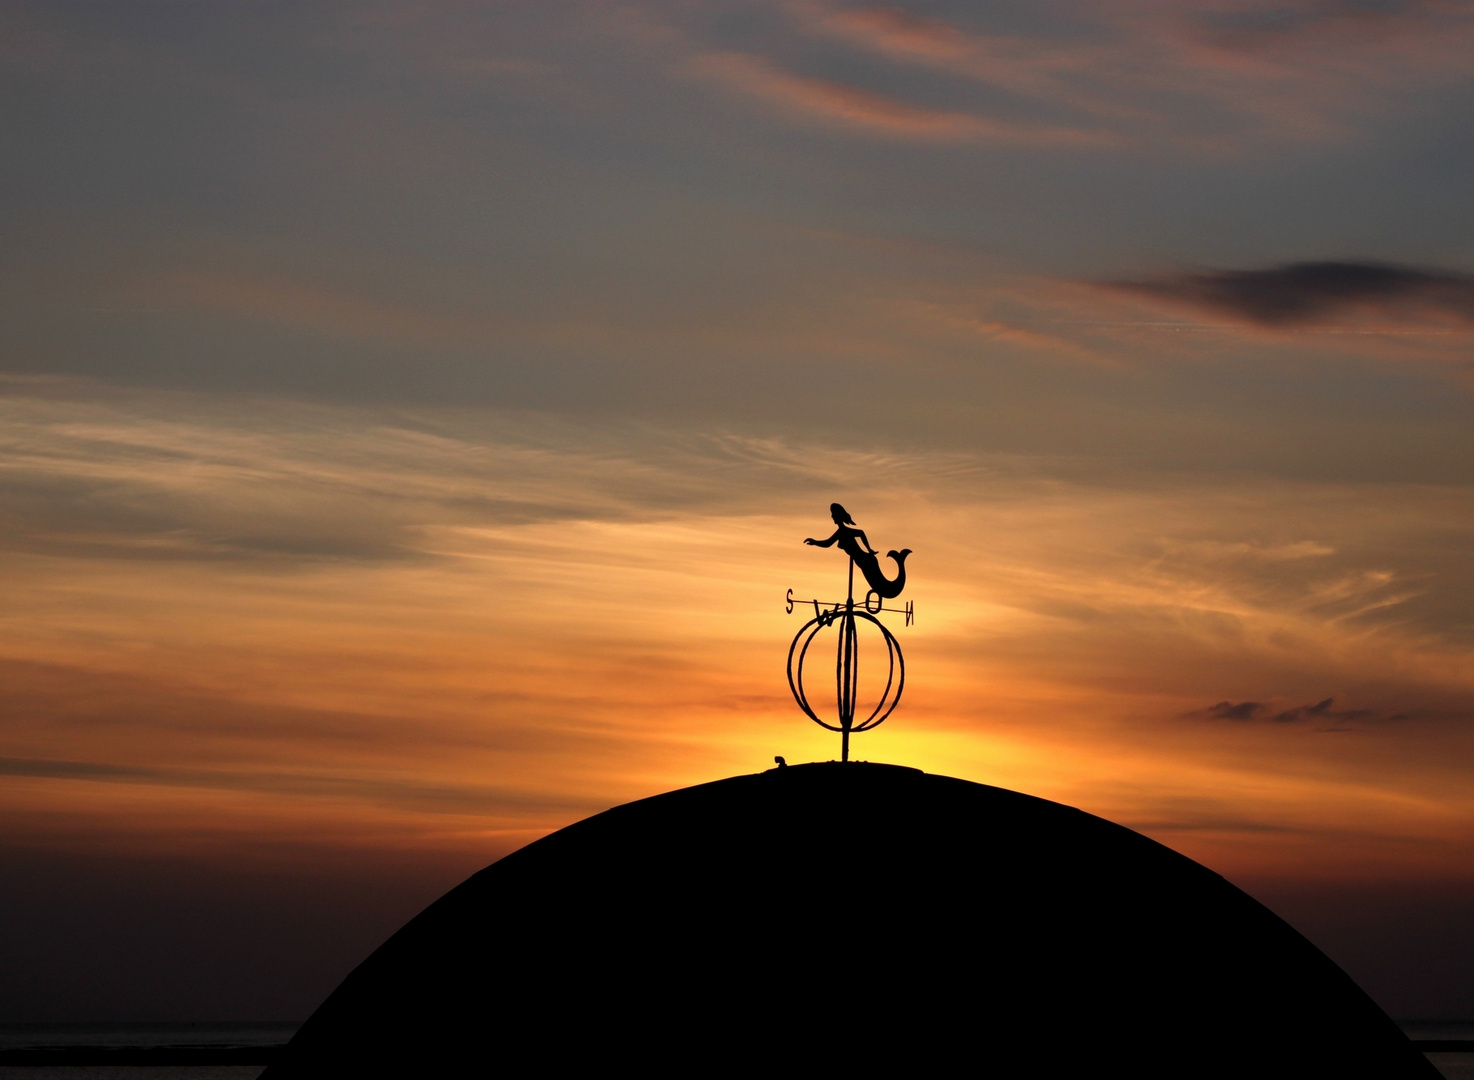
[858,548,911,600]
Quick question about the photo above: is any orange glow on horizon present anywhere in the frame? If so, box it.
[3,385,1473,894]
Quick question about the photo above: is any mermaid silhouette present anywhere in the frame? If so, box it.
[804,503,911,600]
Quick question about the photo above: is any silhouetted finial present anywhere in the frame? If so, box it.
[786,506,913,762]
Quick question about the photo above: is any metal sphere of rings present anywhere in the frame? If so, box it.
[787,604,905,735]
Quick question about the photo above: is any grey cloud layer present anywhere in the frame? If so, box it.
[2,0,1473,431]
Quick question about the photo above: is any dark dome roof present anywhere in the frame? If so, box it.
[266,762,1435,1077]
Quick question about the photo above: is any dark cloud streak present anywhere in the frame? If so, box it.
[1201,700,1267,719]
[1107,261,1474,327]
[1188,696,1410,725]
[0,755,599,818]
[1273,697,1336,722]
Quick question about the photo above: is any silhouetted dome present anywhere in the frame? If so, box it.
[265,763,1436,1077]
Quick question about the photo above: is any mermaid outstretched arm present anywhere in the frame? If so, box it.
[805,526,880,554]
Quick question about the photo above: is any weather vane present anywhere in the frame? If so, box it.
[785,503,913,762]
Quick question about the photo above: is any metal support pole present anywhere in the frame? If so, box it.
[849,559,860,760]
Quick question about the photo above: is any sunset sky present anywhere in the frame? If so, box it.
[3,0,1474,1022]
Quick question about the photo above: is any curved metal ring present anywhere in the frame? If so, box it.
[788,613,840,731]
[786,609,905,735]
[853,613,904,732]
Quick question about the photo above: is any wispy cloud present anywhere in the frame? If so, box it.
[785,2,1136,121]
[682,50,1109,144]
[903,299,1121,368]
[780,0,1474,150]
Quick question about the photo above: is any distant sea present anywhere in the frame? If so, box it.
[1402,1023,1474,1080]
[1,1022,1470,1078]
[0,1023,296,1080]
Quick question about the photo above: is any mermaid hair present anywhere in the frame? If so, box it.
[831,502,855,525]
